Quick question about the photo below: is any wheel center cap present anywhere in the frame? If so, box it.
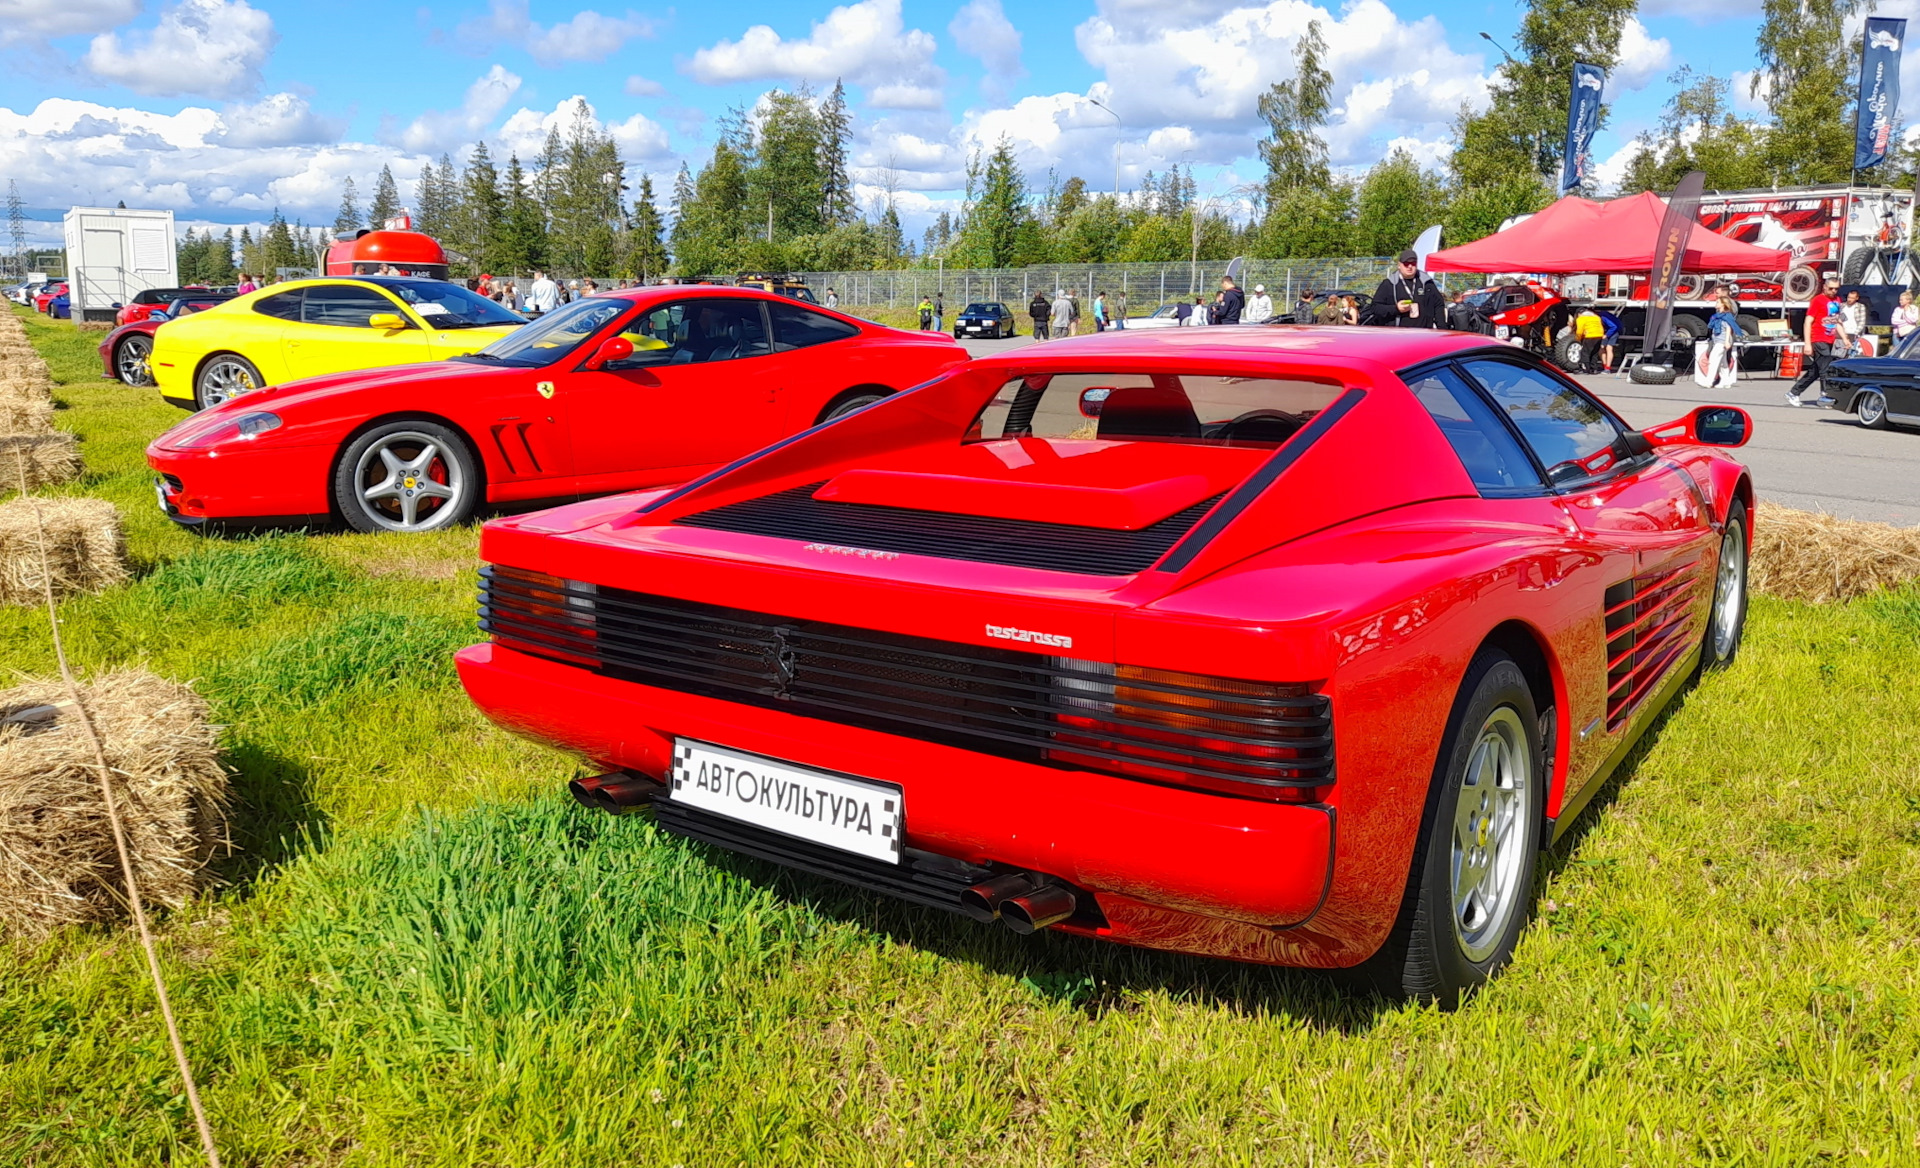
[403,475,417,490]
[1477,817,1490,847]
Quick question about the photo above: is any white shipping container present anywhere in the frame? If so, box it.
[61,207,178,322]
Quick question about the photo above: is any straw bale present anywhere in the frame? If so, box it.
[1750,503,1920,604]
[0,433,81,492]
[0,398,53,434]
[0,367,52,399]
[0,671,229,937]
[0,496,128,605]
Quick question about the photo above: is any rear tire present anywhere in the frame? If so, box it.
[1858,388,1891,430]
[194,352,264,410]
[1361,651,1543,1007]
[817,389,889,424]
[1551,332,1586,371]
[1699,499,1749,673]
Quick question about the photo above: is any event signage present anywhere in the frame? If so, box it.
[1856,18,1906,171]
[1560,63,1606,195]
[1643,170,1707,355]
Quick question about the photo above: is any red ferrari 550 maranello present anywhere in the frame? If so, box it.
[456,326,1755,1002]
[145,287,965,532]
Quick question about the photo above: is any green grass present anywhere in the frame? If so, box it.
[2,302,1918,1165]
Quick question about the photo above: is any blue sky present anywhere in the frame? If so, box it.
[0,0,1831,249]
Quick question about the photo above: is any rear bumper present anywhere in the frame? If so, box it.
[457,642,1346,962]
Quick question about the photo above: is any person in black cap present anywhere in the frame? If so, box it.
[1373,249,1446,328]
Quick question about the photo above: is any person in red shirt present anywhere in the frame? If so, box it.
[1786,273,1842,407]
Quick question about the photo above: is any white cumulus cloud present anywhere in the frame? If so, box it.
[498,96,673,165]
[0,0,141,44]
[456,0,655,67]
[1609,18,1672,93]
[395,64,522,154]
[83,0,277,99]
[687,0,945,110]
[216,92,344,148]
[625,74,667,97]
[949,0,1025,103]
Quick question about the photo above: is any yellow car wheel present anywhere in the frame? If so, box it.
[195,353,264,410]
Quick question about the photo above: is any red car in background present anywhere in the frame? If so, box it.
[99,293,236,387]
[114,286,215,327]
[33,283,67,313]
[146,287,966,533]
[457,327,1755,1004]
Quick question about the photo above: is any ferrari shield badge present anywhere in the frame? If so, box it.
[536,381,555,399]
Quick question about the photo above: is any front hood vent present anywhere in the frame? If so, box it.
[675,482,1220,575]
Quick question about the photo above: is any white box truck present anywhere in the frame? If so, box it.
[62,207,177,324]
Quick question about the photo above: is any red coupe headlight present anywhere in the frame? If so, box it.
[1046,661,1333,802]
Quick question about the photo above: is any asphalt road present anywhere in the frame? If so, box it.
[955,330,1920,526]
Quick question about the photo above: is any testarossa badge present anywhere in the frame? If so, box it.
[536,381,556,399]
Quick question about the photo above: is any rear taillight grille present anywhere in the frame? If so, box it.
[479,567,1332,801]
[1603,558,1701,730]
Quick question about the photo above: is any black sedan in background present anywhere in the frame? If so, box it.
[953,302,1015,339]
[1823,330,1920,430]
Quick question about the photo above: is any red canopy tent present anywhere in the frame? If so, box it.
[1426,192,1794,274]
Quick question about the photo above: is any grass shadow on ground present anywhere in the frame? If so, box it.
[213,737,328,890]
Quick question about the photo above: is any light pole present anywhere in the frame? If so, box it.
[1088,96,1122,200]
[1478,31,1519,67]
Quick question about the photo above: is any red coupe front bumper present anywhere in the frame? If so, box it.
[147,441,336,523]
[457,641,1356,966]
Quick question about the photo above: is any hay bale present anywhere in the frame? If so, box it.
[0,368,53,400]
[0,398,53,434]
[0,496,128,605]
[0,671,229,937]
[1750,503,1920,604]
[0,433,81,492]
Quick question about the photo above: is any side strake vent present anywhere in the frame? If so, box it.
[1603,558,1701,731]
[675,483,1222,575]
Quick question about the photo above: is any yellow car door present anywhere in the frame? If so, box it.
[281,283,437,381]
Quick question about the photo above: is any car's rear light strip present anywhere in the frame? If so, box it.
[480,567,1333,799]
[1603,559,1700,731]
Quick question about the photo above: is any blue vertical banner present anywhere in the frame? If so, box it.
[1856,17,1906,170]
[1559,63,1606,195]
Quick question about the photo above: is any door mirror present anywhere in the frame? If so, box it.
[1645,405,1752,449]
[583,335,634,370]
[368,312,406,331]
[1079,386,1113,417]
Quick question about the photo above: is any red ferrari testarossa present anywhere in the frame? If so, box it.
[456,325,1755,1002]
[146,287,965,532]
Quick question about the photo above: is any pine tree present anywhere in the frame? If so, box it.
[262,209,301,275]
[673,137,749,276]
[414,160,442,238]
[818,79,855,225]
[955,138,1036,268]
[1257,21,1334,206]
[210,228,237,283]
[459,141,504,274]
[748,89,828,241]
[493,154,547,274]
[627,174,669,281]
[369,165,401,226]
[333,176,362,235]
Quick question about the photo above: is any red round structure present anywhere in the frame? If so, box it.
[324,229,450,280]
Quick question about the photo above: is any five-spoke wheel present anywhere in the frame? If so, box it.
[1450,706,1532,963]
[332,421,478,534]
[1700,499,1749,671]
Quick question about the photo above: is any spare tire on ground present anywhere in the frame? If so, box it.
[1630,362,1678,385]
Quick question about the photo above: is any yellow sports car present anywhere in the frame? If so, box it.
[151,276,526,409]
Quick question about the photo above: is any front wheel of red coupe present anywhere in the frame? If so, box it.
[1366,650,1543,1007]
[333,420,480,534]
[115,335,155,387]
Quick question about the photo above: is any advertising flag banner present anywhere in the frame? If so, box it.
[1856,17,1906,171]
[1560,63,1606,194]
[1643,170,1707,355]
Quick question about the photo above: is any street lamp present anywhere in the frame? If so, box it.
[1087,96,1122,200]
[1478,31,1519,68]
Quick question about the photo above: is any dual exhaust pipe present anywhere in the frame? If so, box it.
[569,772,662,813]
[961,873,1079,934]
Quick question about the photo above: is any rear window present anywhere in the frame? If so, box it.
[970,372,1344,448]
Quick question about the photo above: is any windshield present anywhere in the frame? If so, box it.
[971,372,1344,448]
[963,303,998,315]
[381,279,526,329]
[466,298,629,367]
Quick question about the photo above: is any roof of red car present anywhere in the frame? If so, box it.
[964,325,1499,372]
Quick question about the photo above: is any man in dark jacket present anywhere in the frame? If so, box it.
[1029,292,1050,341]
[1373,250,1446,328]
[1215,276,1245,324]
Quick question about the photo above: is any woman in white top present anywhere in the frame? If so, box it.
[1894,290,1919,341]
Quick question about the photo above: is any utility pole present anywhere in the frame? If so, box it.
[5,181,24,281]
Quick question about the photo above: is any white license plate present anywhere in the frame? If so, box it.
[669,740,904,864]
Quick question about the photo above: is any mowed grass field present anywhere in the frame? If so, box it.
[2,302,1917,1166]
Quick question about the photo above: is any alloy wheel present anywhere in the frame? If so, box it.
[1450,706,1532,963]
[116,336,153,386]
[1710,519,1748,661]
[352,431,465,532]
[199,358,258,407]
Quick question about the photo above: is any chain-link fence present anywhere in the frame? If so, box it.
[775,258,1482,310]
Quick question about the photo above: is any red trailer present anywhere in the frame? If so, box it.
[324,219,450,280]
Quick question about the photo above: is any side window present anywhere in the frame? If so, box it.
[252,290,304,321]
[768,302,859,351]
[304,285,406,328]
[675,299,770,363]
[1461,359,1624,488]
[608,301,690,368]
[1407,365,1543,496]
